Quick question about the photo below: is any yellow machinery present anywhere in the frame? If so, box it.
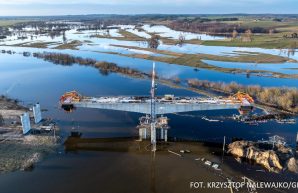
[230,91,254,104]
[229,92,254,115]
[60,91,82,104]
[60,91,82,112]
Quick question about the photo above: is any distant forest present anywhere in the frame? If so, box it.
[1,14,298,37]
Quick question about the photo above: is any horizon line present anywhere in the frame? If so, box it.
[1,13,298,17]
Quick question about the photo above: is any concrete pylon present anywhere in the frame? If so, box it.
[151,122,156,151]
[33,103,42,124]
[160,128,164,140]
[20,112,31,134]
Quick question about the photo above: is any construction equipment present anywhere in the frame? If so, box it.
[230,92,254,115]
[60,91,82,112]
[231,91,254,104]
[60,91,82,103]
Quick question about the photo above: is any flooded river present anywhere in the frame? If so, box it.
[0,45,297,142]
[0,26,298,193]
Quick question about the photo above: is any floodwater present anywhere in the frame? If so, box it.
[0,26,298,193]
[142,24,225,40]
[1,25,297,61]
[203,60,298,75]
[0,47,297,142]
[1,46,298,87]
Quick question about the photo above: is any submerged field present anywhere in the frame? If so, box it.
[1,19,298,80]
[0,15,298,193]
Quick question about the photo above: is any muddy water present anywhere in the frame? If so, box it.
[0,143,232,193]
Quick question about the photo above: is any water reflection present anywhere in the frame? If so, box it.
[0,49,297,145]
[203,60,298,75]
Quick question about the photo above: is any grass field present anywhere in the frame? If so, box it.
[101,44,298,79]
[0,20,30,27]
[202,33,298,49]
[11,41,56,48]
[170,18,298,49]
[90,24,298,49]
[110,44,294,63]
[54,40,82,50]
[91,29,146,42]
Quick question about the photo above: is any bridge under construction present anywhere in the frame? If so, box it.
[60,63,254,151]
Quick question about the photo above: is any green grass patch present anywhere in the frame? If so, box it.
[91,29,147,42]
[203,34,298,49]
[12,41,56,48]
[54,40,82,50]
[103,44,298,79]
[0,19,31,27]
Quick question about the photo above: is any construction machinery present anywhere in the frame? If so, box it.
[230,91,254,115]
[60,91,82,112]
[232,91,254,104]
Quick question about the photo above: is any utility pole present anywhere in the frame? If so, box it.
[150,62,157,152]
[272,135,275,150]
[222,136,226,163]
[296,132,298,156]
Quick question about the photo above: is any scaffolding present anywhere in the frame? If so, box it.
[137,115,170,142]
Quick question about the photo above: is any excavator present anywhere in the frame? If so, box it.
[60,91,82,112]
[232,91,254,104]
[230,91,254,115]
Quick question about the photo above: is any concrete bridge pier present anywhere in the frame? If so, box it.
[151,123,156,151]
[138,127,169,144]
[160,128,164,140]
[138,127,148,141]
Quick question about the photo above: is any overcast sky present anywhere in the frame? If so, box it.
[0,0,296,16]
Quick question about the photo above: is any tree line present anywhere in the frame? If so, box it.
[187,79,298,113]
[32,52,149,78]
[2,49,297,113]
[168,21,274,35]
[0,26,11,39]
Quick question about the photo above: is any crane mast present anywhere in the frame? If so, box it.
[150,62,157,151]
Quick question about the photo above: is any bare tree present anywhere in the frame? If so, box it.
[187,79,298,113]
[242,29,253,42]
[62,31,67,43]
[0,114,4,126]
[177,33,186,46]
[287,42,297,57]
[148,34,160,49]
[269,29,275,35]
[232,29,238,40]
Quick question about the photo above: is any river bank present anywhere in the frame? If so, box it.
[2,136,296,193]
[0,96,60,173]
[2,49,297,115]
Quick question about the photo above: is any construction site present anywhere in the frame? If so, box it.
[0,59,297,193]
[59,63,255,151]
[0,97,59,173]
